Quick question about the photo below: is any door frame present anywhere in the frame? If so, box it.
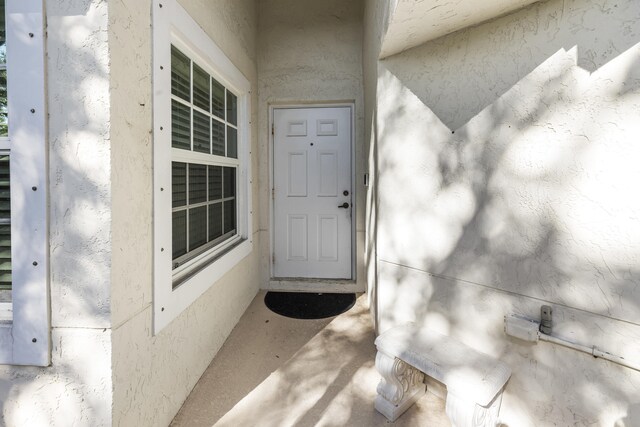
[269,102,357,283]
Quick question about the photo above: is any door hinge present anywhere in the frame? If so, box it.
[272,253,275,264]
[271,123,274,136]
[272,188,275,199]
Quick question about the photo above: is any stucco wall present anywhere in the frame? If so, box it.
[0,0,113,425]
[257,0,366,287]
[362,0,390,331]
[109,0,260,426]
[368,0,640,424]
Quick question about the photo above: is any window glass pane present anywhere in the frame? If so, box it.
[223,201,235,234]
[208,203,223,241]
[193,110,210,154]
[171,162,186,208]
[167,45,244,271]
[192,63,210,112]
[172,210,187,260]
[211,119,225,156]
[0,155,9,292]
[171,100,191,150]
[223,167,236,198]
[0,223,10,294]
[188,164,207,204]
[226,91,237,126]
[171,46,190,102]
[0,69,7,138]
[211,78,225,119]
[188,206,207,251]
[0,154,8,218]
[208,165,222,200]
[227,126,237,159]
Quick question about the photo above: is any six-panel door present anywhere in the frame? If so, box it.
[273,107,352,279]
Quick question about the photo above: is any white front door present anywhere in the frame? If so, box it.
[273,107,352,279]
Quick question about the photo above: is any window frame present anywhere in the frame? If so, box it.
[152,0,253,334]
[0,0,49,366]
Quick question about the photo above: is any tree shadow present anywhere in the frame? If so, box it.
[169,293,385,427]
[367,0,640,424]
[615,402,640,427]
[1,1,113,424]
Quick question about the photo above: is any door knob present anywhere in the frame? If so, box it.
[338,202,350,209]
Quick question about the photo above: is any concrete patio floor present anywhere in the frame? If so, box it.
[171,291,451,427]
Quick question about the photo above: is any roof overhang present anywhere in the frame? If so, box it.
[380,0,542,58]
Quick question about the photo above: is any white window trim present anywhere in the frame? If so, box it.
[0,0,50,366]
[152,0,253,334]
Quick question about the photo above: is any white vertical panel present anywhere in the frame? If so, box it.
[288,151,307,196]
[1,0,49,366]
[317,150,338,197]
[318,215,338,261]
[287,215,308,260]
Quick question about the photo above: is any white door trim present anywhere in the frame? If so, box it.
[269,102,356,284]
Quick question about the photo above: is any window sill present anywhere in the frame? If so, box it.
[172,236,245,289]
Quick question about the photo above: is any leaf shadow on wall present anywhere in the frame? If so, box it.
[368,0,640,424]
[1,2,113,425]
[615,402,640,427]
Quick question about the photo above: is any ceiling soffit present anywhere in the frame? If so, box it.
[380,0,541,58]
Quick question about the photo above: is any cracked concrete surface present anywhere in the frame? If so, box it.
[171,291,451,427]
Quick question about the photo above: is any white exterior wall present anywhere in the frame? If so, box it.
[366,0,640,425]
[109,0,261,426]
[363,0,390,331]
[257,0,366,288]
[0,0,113,425]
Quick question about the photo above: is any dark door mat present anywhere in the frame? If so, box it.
[264,292,357,319]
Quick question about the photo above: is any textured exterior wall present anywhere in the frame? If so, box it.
[362,0,389,329]
[368,0,640,424]
[257,0,366,286]
[109,0,261,426]
[380,0,540,57]
[0,0,113,425]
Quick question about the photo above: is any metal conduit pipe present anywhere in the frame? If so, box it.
[504,314,640,372]
[539,332,640,372]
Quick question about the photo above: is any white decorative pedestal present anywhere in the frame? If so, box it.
[374,323,512,427]
[374,350,425,421]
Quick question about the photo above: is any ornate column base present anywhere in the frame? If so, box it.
[374,351,426,422]
[445,390,503,427]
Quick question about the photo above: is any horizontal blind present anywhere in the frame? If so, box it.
[0,154,10,290]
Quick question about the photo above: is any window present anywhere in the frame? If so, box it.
[0,0,49,366]
[169,45,240,278]
[0,156,10,304]
[0,0,10,306]
[153,0,252,334]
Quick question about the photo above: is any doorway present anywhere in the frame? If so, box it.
[272,106,354,279]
